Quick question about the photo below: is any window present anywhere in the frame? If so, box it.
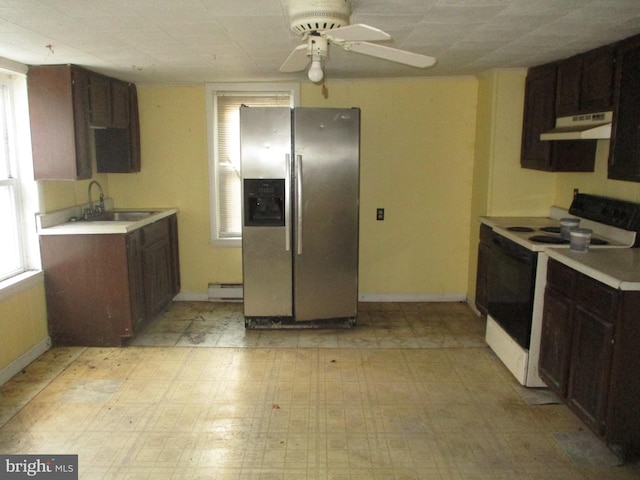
[206,83,299,247]
[0,62,39,288]
[0,78,23,281]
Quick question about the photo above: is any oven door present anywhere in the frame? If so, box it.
[487,234,537,349]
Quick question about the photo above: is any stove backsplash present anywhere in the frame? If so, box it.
[569,193,640,247]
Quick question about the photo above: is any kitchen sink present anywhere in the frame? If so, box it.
[90,210,158,222]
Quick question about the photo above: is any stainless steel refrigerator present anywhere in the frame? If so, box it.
[240,107,360,327]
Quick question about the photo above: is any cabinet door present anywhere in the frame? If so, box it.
[70,67,92,179]
[539,287,574,398]
[475,224,492,316]
[111,80,130,128]
[88,73,111,126]
[609,35,640,182]
[521,64,556,170]
[568,305,614,436]
[142,237,172,318]
[568,274,617,435]
[28,65,92,180]
[95,83,140,173]
[128,83,141,172]
[555,56,582,117]
[127,230,145,332]
[168,214,181,296]
[580,45,615,113]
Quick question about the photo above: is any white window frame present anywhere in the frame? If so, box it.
[0,59,41,293]
[206,83,300,248]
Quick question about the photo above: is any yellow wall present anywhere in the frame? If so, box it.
[554,140,640,205]
[33,73,640,305]
[105,86,243,293]
[7,69,640,383]
[99,78,479,299]
[301,79,478,297]
[0,281,48,372]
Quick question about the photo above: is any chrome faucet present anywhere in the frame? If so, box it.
[84,180,105,219]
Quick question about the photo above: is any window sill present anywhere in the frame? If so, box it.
[211,238,241,248]
[0,270,44,302]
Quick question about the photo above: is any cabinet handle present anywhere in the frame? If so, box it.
[296,155,303,255]
[285,154,291,252]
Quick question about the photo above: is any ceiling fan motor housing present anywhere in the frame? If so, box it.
[289,0,351,34]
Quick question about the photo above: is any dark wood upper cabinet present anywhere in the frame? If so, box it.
[521,63,597,172]
[555,46,615,117]
[609,34,640,182]
[28,64,141,179]
[27,65,92,180]
[89,72,130,128]
[88,73,111,127]
[110,79,131,128]
[95,83,141,173]
[555,56,583,117]
[520,63,556,170]
[580,45,616,113]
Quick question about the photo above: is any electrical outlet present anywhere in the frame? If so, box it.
[376,208,384,221]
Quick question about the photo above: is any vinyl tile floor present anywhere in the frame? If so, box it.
[1,301,639,479]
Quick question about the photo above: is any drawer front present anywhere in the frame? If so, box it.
[547,258,576,297]
[141,218,169,246]
[575,273,617,320]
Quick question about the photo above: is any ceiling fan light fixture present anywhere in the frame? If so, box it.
[308,57,324,83]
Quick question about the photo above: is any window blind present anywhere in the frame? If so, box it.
[215,93,291,238]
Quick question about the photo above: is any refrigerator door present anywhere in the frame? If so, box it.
[293,108,360,321]
[240,107,292,318]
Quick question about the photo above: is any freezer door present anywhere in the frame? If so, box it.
[240,107,292,318]
[293,108,360,321]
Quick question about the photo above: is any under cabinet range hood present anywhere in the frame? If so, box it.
[540,111,612,141]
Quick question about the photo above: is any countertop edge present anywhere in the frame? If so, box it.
[37,208,178,235]
[546,249,640,291]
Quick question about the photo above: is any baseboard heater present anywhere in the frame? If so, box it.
[208,283,243,302]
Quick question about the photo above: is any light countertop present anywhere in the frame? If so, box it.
[37,200,178,235]
[546,248,640,291]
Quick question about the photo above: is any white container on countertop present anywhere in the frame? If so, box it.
[570,228,592,252]
[560,217,580,239]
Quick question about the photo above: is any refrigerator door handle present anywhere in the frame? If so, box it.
[285,154,291,252]
[296,154,303,255]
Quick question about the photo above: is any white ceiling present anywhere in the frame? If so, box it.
[0,0,639,84]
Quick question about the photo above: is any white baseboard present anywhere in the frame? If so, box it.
[358,293,467,302]
[174,292,209,302]
[175,291,468,304]
[0,337,51,386]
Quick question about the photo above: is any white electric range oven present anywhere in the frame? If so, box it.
[480,194,640,387]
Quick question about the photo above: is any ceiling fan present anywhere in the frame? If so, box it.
[280,0,436,83]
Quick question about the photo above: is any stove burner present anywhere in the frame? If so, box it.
[540,226,561,234]
[529,235,569,244]
[507,226,535,232]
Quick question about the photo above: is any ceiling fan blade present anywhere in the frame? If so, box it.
[280,44,310,72]
[344,41,436,68]
[326,24,391,42]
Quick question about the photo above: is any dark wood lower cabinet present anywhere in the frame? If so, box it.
[567,305,614,436]
[540,258,640,459]
[40,214,180,347]
[474,224,492,316]
[539,287,573,397]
